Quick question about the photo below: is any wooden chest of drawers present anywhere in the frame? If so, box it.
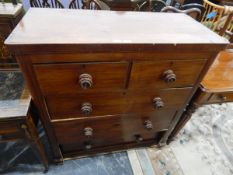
[0,3,24,69]
[5,8,228,163]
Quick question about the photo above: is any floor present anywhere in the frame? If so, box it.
[0,71,233,175]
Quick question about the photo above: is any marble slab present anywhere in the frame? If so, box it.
[0,71,31,118]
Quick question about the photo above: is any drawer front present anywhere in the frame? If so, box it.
[130,59,206,89]
[208,92,233,104]
[47,88,191,120]
[46,92,129,120]
[53,110,176,152]
[128,87,192,113]
[0,121,20,135]
[34,62,128,96]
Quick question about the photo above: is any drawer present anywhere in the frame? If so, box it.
[0,121,20,135]
[128,87,192,113]
[46,88,191,120]
[34,62,128,95]
[207,92,233,104]
[53,110,176,152]
[129,59,206,89]
[46,92,129,120]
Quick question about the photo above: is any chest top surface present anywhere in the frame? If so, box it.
[0,3,23,18]
[5,8,228,45]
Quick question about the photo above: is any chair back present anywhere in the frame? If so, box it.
[181,3,205,17]
[219,9,233,42]
[139,0,166,12]
[30,0,64,8]
[69,0,109,9]
[161,6,202,21]
[201,0,228,32]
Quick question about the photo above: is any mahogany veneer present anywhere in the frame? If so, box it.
[5,8,228,163]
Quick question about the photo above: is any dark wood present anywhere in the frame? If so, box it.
[34,62,129,95]
[5,8,228,162]
[0,87,48,172]
[129,59,207,89]
[45,88,191,120]
[52,112,174,153]
[0,3,24,69]
[100,0,140,11]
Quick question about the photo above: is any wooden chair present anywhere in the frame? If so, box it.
[201,0,229,32]
[218,10,233,41]
[161,6,202,21]
[138,0,167,12]
[69,0,110,10]
[180,3,206,17]
[30,0,64,8]
[0,71,48,172]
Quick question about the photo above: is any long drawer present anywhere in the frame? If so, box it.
[46,87,192,120]
[52,110,176,152]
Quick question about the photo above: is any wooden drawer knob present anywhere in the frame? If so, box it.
[144,120,153,130]
[153,97,164,109]
[163,69,176,83]
[84,142,92,150]
[135,134,143,142]
[79,73,93,89]
[84,127,93,137]
[218,94,227,103]
[81,102,92,115]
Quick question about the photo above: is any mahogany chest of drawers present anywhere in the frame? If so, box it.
[0,3,23,69]
[5,8,228,163]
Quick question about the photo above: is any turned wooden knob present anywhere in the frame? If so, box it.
[84,127,93,137]
[218,94,227,102]
[135,134,143,142]
[144,120,153,130]
[84,142,92,150]
[79,73,92,89]
[153,97,164,109]
[81,102,92,115]
[163,70,176,83]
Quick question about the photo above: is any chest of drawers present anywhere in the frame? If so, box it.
[5,8,228,163]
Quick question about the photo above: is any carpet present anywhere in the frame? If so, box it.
[128,103,233,175]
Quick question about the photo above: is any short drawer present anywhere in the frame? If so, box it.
[207,92,233,104]
[34,62,128,96]
[128,87,192,113]
[129,59,206,89]
[46,88,191,120]
[53,111,176,152]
